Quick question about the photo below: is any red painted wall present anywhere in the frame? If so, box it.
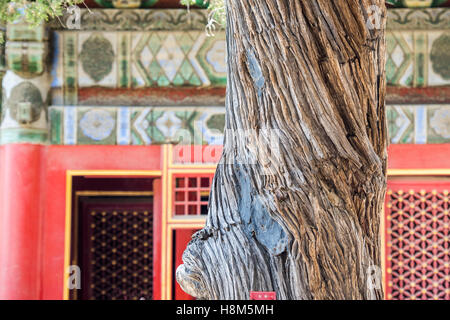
[388,145,450,169]
[0,145,162,299]
[0,144,45,299]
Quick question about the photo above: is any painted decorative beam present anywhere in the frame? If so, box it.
[49,9,211,31]
[52,28,227,105]
[78,0,450,10]
[48,8,450,31]
[49,104,450,146]
[50,7,449,106]
[0,22,51,145]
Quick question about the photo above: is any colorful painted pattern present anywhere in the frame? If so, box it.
[3,8,450,145]
[387,0,449,7]
[49,8,450,32]
[387,104,450,144]
[388,7,450,31]
[53,30,227,104]
[49,104,450,146]
[49,106,225,145]
[50,9,211,31]
[51,8,450,107]
[387,31,450,87]
[0,22,51,145]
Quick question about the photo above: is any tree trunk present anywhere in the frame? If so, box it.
[177,0,387,300]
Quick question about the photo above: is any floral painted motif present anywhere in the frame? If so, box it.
[430,33,450,80]
[80,109,116,141]
[430,108,450,139]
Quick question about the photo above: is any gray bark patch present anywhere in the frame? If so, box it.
[246,50,265,96]
[237,168,288,256]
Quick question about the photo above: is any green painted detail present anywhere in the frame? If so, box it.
[386,106,414,144]
[196,34,227,86]
[173,74,185,86]
[49,106,228,146]
[189,73,202,86]
[179,60,194,81]
[6,23,45,42]
[387,0,448,7]
[92,0,207,8]
[157,75,170,87]
[68,30,228,89]
[176,110,202,144]
[414,33,427,87]
[49,108,62,145]
[428,107,450,143]
[119,34,130,87]
[145,110,165,143]
[206,114,225,132]
[386,35,398,54]
[94,0,158,8]
[386,32,414,86]
[175,33,194,55]
[7,82,44,124]
[148,61,164,82]
[80,33,115,83]
[430,32,450,80]
[7,42,46,78]
[63,33,78,105]
[148,34,162,56]
[386,59,398,83]
[0,128,48,145]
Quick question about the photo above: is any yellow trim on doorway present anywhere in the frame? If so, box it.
[63,170,162,300]
[388,169,450,176]
[63,172,73,300]
[161,145,169,300]
[66,170,163,176]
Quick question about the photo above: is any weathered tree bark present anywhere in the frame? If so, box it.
[177,0,387,300]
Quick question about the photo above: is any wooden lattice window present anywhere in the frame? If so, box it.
[78,198,154,300]
[385,182,450,300]
[173,175,214,216]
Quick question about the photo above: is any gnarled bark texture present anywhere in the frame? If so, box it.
[177,0,387,300]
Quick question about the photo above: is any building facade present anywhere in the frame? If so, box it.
[0,0,449,300]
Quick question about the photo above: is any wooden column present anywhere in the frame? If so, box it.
[0,21,50,299]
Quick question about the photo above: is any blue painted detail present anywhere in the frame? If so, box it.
[64,107,77,145]
[51,32,61,88]
[117,107,131,145]
[415,106,427,144]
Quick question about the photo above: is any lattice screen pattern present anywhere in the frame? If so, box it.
[385,183,450,300]
[87,210,153,300]
[174,175,214,216]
